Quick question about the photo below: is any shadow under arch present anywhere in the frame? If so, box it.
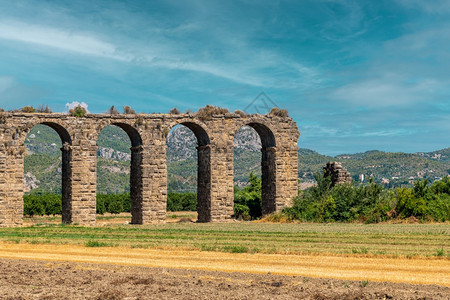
[170,121,211,222]
[27,122,73,223]
[102,122,144,224]
[240,122,277,215]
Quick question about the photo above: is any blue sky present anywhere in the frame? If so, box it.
[0,0,449,155]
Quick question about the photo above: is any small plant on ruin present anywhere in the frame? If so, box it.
[69,105,87,117]
[269,107,289,117]
[169,107,181,114]
[197,105,229,121]
[36,104,52,113]
[106,105,119,115]
[123,106,136,114]
[21,106,35,113]
[0,108,4,112]
[234,110,246,117]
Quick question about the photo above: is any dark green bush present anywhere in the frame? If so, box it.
[41,194,62,215]
[24,194,61,216]
[283,175,450,223]
[234,172,262,219]
[108,198,123,214]
[426,194,450,222]
[233,204,250,220]
[97,193,130,214]
[23,195,45,216]
[167,192,197,211]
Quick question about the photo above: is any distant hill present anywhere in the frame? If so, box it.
[336,150,450,186]
[23,124,450,194]
[414,148,450,162]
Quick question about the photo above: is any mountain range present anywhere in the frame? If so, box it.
[24,124,450,194]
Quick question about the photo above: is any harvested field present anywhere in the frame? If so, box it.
[0,257,449,299]
[0,243,448,286]
[0,221,448,298]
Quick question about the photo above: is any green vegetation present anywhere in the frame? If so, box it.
[282,174,450,223]
[85,240,111,247]
[24,192,198,216]
[22,106,35,113]
[69,105,86,117]
[23,172,450,224]
[24,194,61,216]
[167,192,197,211]
[234,172,262,220]
[0,223,448,257]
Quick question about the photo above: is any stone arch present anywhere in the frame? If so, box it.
[24,121,74,223]
[96,122,144,224]
[234,121,277,216]
[166,120,211,222]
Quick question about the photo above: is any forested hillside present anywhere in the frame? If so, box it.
[23,124,450,194]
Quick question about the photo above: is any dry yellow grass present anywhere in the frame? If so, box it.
[0,242,448,286]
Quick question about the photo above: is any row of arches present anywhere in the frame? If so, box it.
[23,120,277,224]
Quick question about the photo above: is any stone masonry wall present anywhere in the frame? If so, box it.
[323,161,352,187]
[0,111,299,227]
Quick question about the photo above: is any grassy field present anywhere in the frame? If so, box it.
[0,217,448,258]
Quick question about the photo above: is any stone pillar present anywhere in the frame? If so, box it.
[208,144,234,222]
[197,145,212,222]
[69,135,97,226]
[140,137,166,224]
[262,146,277,215]
[274,145,299,211]
[0,142,24,227]
[61,142,72,224]
[130,145,143,224]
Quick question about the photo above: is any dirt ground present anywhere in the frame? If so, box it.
[0,258,448,300]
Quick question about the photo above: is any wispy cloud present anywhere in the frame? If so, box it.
[0,21,129,61]
[0,16,322,89]
[331,75,441,107]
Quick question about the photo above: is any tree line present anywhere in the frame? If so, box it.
[23,174,449,223]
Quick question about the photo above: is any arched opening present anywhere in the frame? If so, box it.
[233,123,276,219]
[96,124,143,224]
[166,122,211,222]
[23,123,72,224]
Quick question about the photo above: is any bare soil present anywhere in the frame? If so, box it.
[0,258,448,300]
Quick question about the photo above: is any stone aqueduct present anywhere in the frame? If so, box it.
[0,111,299,227]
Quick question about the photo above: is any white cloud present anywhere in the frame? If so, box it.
[0,20,130,61]
[0,17,321,89]
[65,101,89,113]
[331,75,442,107]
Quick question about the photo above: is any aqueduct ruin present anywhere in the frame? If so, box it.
[0,111,299,227]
